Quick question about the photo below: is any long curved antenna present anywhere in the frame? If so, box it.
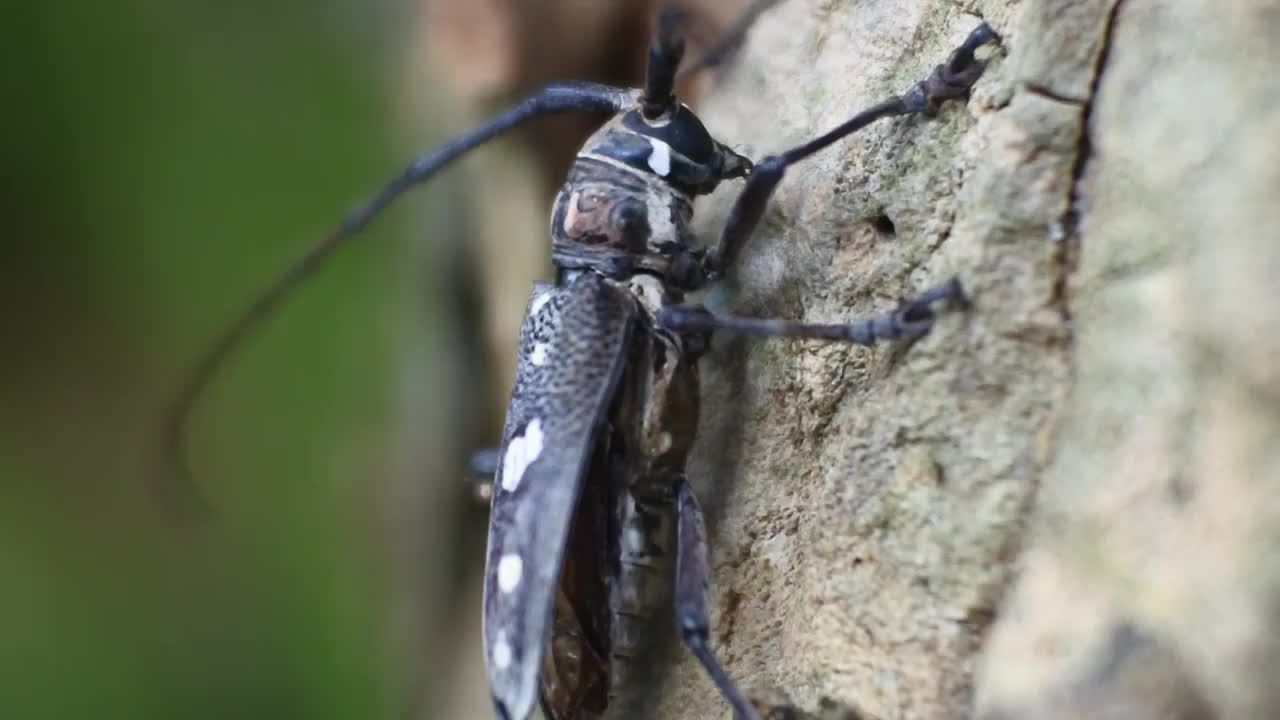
[157,81,634,522]
[675,0,784,82]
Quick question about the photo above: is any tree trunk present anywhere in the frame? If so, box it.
[653,1,1280,719]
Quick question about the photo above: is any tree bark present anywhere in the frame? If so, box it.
[653,1,1280,719]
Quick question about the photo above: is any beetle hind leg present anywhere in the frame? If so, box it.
[674,479,879,720]
[464,447,501,504]
[674,477,762,720]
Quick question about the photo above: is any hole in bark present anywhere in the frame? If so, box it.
[872,213,896,236]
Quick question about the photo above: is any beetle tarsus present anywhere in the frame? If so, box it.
[911,21,1001,114]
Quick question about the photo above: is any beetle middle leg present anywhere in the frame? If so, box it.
[468,447,501,481]
[464,447,502,503]
[659,277,966,343]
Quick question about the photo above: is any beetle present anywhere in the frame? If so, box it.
[160,5,999,719]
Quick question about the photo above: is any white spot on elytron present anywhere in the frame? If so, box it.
[529,292,552,316]
[493,631,513,669]
[529,343,549,366]
[497,554,523,593]
[647,137,672,176]
[624,526,647,555]
[501,418,544,492]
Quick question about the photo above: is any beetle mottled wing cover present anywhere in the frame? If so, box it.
[483,272,637,720]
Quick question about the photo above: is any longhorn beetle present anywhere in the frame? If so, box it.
[161,5,999,719]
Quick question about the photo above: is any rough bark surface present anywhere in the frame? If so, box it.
[646,1,1280,719]
[975,2,1280,720]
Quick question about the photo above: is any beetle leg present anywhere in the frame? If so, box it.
[700,23,1000,280]
[674,477,762,720]
[659,277,966,344]
[461,447,500,504]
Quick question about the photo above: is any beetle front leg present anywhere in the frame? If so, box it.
[699,22,1000,280]
[659,277,966,344]
[674,477,762,720]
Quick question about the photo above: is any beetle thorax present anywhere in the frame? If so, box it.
[550,116,698,281]
[549,104,751,287]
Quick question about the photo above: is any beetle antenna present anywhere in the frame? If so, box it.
[676,0,784,82]
[642,6,687,118]
[155,82,632,521]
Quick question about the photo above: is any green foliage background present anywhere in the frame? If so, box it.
[1,1,449,717]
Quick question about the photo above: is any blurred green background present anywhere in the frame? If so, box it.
[2,1,490,717]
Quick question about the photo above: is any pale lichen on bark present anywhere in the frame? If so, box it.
[978,2,1280,720]
[661,1,1073,717]
[656,0,1280,718]
[413,1,1280,716]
